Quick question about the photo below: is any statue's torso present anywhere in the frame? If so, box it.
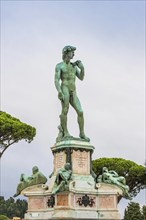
[60,62,76,92]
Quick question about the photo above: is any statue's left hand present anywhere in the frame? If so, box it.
[75,60,84,69]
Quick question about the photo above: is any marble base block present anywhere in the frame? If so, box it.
[23,183,121,220]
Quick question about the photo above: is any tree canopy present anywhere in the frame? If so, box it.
[92,158,146,200]
[0,111,36,158]
[0,215,9,220]
[142,205,146,219]
[124,202,144,220]
[0,196,27,219]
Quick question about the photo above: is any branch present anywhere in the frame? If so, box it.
[0,141,17,158]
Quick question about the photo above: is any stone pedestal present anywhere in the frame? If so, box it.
[23,140,122,220]
[51,140,94,174]
[49,140,95,193]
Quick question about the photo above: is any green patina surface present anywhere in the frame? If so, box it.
[52,139,94,150]
[52,163,72,194]
[55,45,90,142]
[14,166,47,197]
[97,167,131,199]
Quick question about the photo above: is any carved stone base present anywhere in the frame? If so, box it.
[23,183,121,220]
[23,140,122,220]
[49,140,95,193]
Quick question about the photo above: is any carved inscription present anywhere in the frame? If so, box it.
[99,195,115,209]
[57,194,68,206]
[72,150,90,174]
[54,151,66,172]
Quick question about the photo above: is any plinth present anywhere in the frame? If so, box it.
[23,140,122,220]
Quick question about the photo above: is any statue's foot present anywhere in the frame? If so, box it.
[79,133,90,142]
[64,132,71,138]
[62,132,74,140]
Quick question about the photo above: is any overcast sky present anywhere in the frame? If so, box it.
[1,0,145,217]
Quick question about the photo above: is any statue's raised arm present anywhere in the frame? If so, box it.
[74,60,85,80]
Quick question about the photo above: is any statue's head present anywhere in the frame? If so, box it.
[102,167,108,173]
[32,166,39,174]
[62,45,76,60]
[64,163,71,170]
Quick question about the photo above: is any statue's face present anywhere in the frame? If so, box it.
[67,50,74,59]
[32,166,38,174]
[103,167,108,172]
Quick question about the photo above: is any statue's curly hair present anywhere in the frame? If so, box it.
[62,45,76,60]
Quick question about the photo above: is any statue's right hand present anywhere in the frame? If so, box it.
[58,92,64,102]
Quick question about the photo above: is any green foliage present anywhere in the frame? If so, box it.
[92,158,146,199]
[0,215,9,220]
[142,205,146,219]
[0,196,27,219]
[124,202,144,220]
[0,111,36,158]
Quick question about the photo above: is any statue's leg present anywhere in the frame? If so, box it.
[58,180,66,192]
[70,92,90,141]
[60,87,70,138]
